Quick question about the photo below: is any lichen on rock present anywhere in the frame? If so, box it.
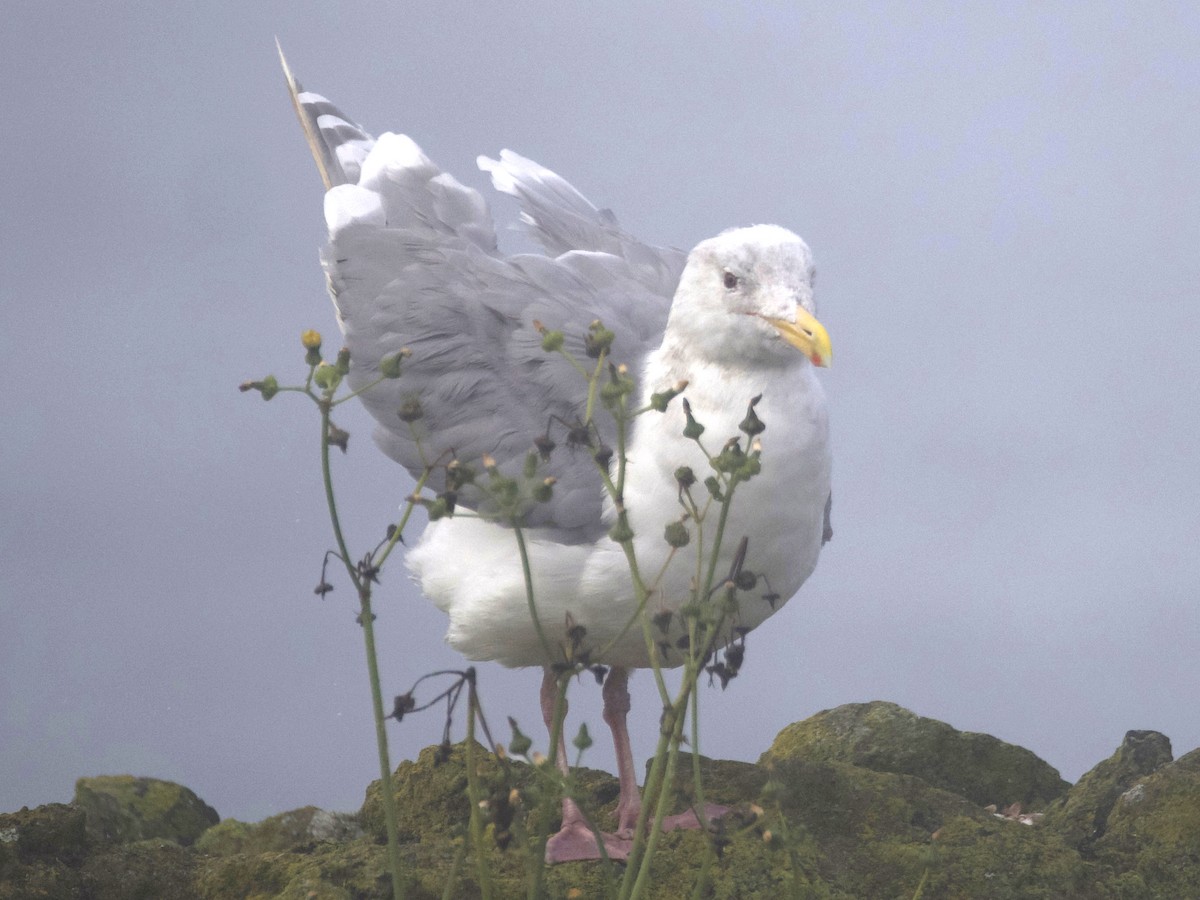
[761,700,1070,811]
[74,775,219,847]
[3,703,1199,898]
[1091,746,1200,897]
[1042,729,1173,853]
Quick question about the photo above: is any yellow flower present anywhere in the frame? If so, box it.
[301,329,322,350]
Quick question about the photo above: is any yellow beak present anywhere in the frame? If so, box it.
[767,307,832,367]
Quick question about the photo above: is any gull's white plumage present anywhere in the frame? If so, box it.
[411,224,831,668]
[281,46,832,860]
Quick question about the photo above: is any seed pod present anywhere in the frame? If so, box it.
[664,521,691,548]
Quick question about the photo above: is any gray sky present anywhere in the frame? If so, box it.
[3,2,1198,823]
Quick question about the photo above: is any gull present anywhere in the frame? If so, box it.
[279,47,832,863]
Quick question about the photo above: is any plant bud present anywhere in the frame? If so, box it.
[584,321,615,358]
[704,476,724,501]
[540,329,565,352]
[650,380,687,412]
[674,466,696,489]
[335,347,351,375]
[573,722,593,752]
[445,460,476,490]
[532,479,554,503]
[682,399,705,439]
[397,398,423,422]
[738,396,765,436]
[391,692,415,722]
[664,521,691,548]
[379,352,403,378]
[302,330,323,366]
[313,362,341,391]
[507,718,533,756]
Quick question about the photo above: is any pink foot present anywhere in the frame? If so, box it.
[545,821,632,863]
[660,803,730,833]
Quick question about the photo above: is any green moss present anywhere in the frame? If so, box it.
[0,803,89,867]
[1043,730,1173,853]
[918,815,1095,899]
[74,775,219,846]
[82,839,199,900]
[1092,748,1200,897]
[661,753,769,811]
[196,807,362,856]
[763,701,1069,810]
[4,705,1199,898]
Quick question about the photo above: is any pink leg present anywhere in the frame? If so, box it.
[603,667,726,834]
[602,667,641,836]
[541,668,632,863]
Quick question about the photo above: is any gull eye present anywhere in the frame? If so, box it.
[723,270,738,290]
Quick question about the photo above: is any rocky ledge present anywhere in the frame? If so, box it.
[2,700,1196,899]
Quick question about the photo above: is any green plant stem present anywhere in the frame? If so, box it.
[583,349,607,425]
[528,679,569,900]
[373,465,434,570]
[613,393,629,496]
[622,689,690,900]
[465,681,494,900]
[440,839,468,900]
[319,400,406,900]
[331,373,387,405]
[512,523,553,660]
[701,481,736,598]
[359,591,406,900]
[688,851,716,900]
[686,686,716,900]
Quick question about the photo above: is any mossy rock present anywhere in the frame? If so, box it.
[0,860,86,900]
[764,752,991,896]
[74,775,219,846]
[659,752,770,812]
[0,803,89,868]
[81,839,199,899]
[1090,747,1200,897]
[195,836,395,900]
[0,803,90,898]
[360,740,623,845]
[1042,729,1172,852]
[7,703,1200,898]
[195,806,362,855]
[762,700,1070,810]
[0,809,197,900]
[917,815,1096,899]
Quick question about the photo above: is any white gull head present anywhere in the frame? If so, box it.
[663,225,829,369]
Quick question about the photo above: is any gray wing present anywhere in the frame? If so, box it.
[281,49,684,541]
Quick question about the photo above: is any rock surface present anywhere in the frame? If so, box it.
[2,702,1197,899]
[762,700,1071,809]
[73,775,219,846]
[1092,746,1200,898]
[1042,729,1173,853]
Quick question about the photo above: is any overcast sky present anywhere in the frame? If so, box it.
[2,2,1198,823]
